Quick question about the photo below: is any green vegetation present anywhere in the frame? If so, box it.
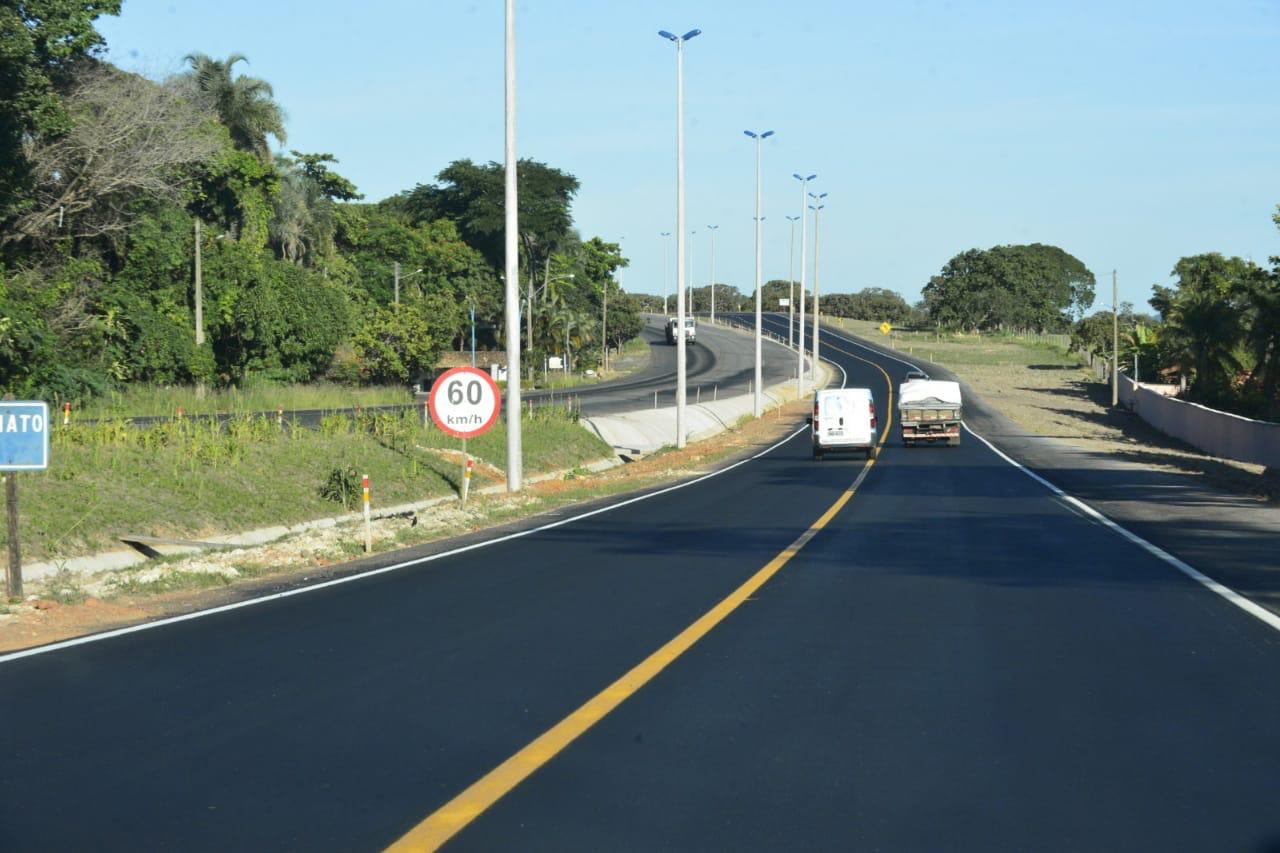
[1070,235,1280,420]
[2,407,610,562]
[72,381,412,419]
[0,9,645,409]
[832,319,1079,369]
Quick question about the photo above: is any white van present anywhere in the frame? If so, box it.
[812,387,877,460]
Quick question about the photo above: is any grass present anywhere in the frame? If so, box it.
[828,318,1080,369]
[69,381,414,420]
[3,407,611,563]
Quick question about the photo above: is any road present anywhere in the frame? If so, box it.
[524,314,796,416]
[1,318,1277,851]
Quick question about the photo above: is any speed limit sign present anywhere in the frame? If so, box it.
[428,366,502,438]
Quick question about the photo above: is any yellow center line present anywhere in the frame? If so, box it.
[387,334,895,852]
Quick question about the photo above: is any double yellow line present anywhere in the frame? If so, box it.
[388,333,895,851]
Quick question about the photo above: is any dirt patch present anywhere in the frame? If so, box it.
[954,362,1275,500]
[0,402,808,654]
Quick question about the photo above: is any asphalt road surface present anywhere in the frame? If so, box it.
[524,314,796,416]
[1,317,1276,851]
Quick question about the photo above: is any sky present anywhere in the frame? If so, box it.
[98,0,1280,313]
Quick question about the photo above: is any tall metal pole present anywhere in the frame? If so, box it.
[393,261,401,305]
[810,196,826,386]
[504,0,522,492]
[786,215,798,348]
[193,219,204,347]
[794,173,815,395]
[689,229,696,315]
[660,29,700,449]
[746,130,774,417]
[661,231,671,314]
[707,225,719,323]
[1112,268,1119,407]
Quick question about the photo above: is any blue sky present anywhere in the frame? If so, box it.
[99,1,1280,313]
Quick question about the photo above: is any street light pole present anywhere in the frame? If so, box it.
[660,231,672,314]
[504,0,522,492]
[793,173,816,395]
[785,214,799,349]
[659,27,701,449]
[707,224,719,323]
[689,229,697,315]
[1112,269,1119,407]
[745,129,775,417]
[393,261,400,305]
[809,192,828,386]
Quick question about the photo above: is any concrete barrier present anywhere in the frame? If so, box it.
[584,362,832,455]
[1119,375,1280,469]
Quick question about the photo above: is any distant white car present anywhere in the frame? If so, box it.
[812,387,877,460]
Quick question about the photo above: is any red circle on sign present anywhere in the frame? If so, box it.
[428,366,502,439]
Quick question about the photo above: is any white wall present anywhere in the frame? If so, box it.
[1119,376,1280,469]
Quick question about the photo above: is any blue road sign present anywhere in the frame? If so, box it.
[0,401,50,470]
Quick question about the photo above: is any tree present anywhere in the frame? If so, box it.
[183,53,286,165]
[401,158,579,278]
[269,152,361,264]
[1151,254,1254,404]
[0,0,122,222]
[4,66,222,246]
[923,244,1094,332]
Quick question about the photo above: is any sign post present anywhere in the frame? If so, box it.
[1,401,51,599]
[429,367,502,504]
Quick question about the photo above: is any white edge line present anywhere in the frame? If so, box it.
[815,316,1279,634]
[963,422,1280,634]
[1,416,815,664]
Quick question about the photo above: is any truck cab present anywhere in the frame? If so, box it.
[665,316,696,345]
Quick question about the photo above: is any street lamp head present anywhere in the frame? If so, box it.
[793,173,817,183]
[658,30,677,41]
[744,130,756,138]
[786,215,800,222]
[762,130,775,139]
[682,28,702,40]
[809,191,828,201]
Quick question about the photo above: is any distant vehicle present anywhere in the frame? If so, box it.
[812,387,877,460]
[903,369,928,382]
[899,377,962,446]
[665,316,696,345]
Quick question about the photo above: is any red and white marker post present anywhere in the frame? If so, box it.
[428,367,502,506]
[362,474,372,553]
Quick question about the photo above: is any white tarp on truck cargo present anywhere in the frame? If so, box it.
[898,379,961,408]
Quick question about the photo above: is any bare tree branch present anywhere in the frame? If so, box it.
[4,67,223,246]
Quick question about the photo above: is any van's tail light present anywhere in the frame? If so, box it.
[869,400,877,431]
[812,400,820,432]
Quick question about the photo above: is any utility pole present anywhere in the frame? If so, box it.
[793,173,816,395]
[1112,269,1119,408]
[393,261,401,305]
[193,219,204,347]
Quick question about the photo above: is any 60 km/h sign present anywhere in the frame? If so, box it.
[429,367,502,439]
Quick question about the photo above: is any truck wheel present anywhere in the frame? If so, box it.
[813,449,823,461]
[948,436,961,447]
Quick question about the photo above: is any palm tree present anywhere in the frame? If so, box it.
[184,53,286,163]
[1165,290,1243,404]
[1242,272,1280,419]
